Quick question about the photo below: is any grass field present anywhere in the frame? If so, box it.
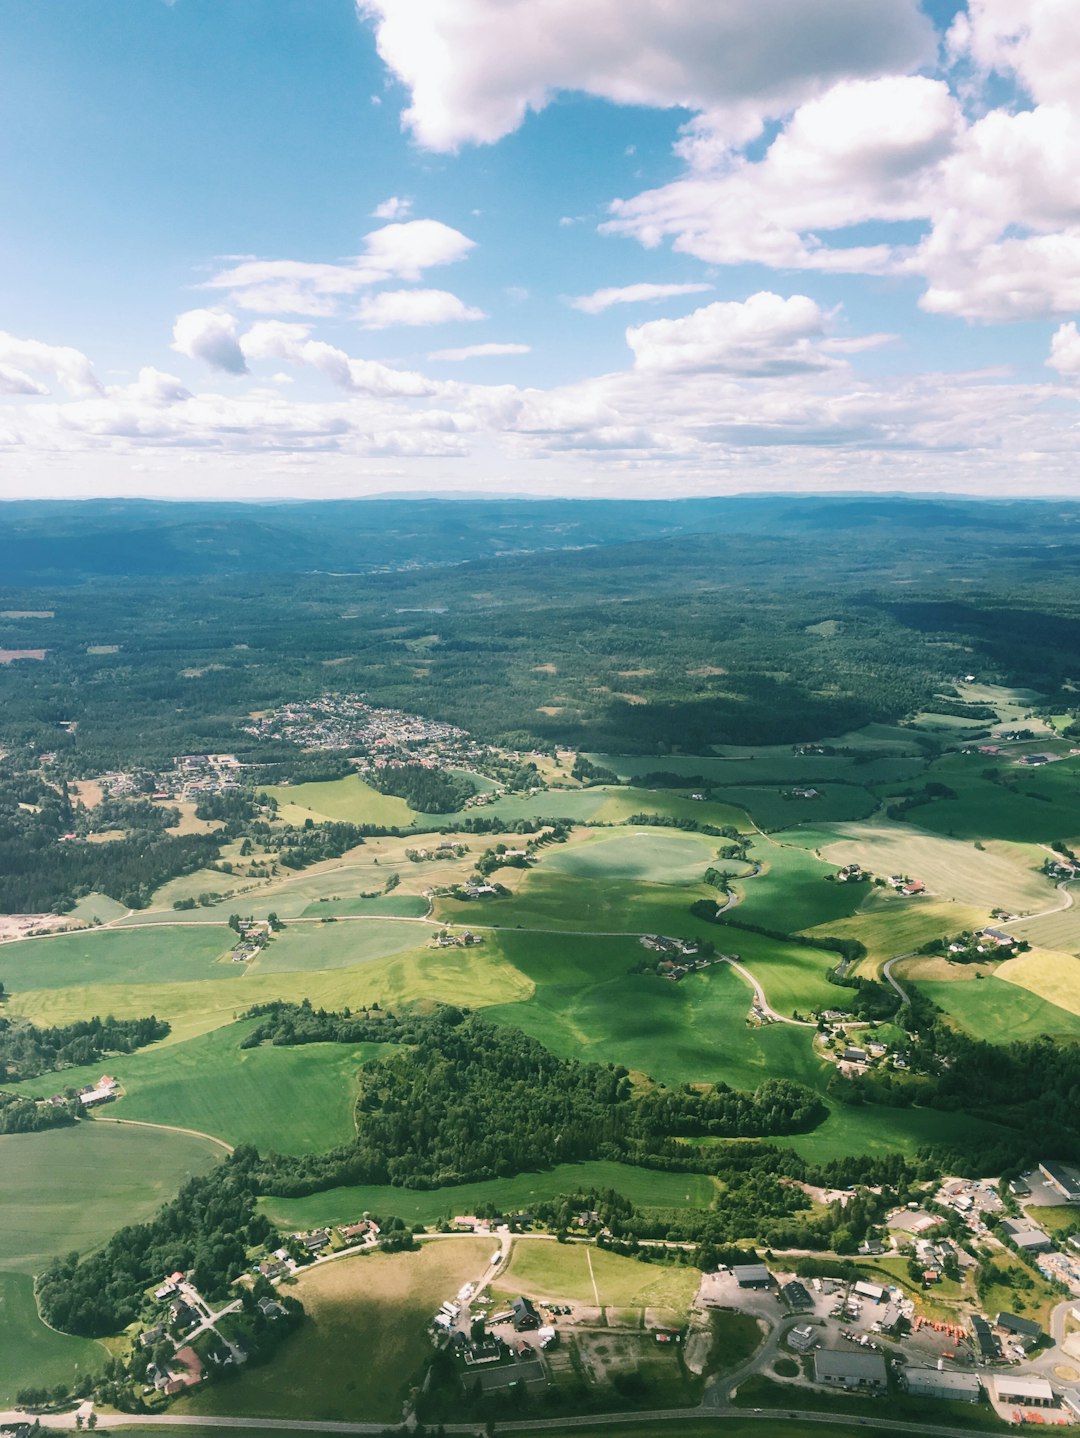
[590,789,751,831]
[913,973,1080,1042]
[0,1270,106,1404]
[0,1123,221,1274]
[804,897,989,973]
[484,930,827,1090]
[260,1162,718,1230]
[782,1101,1016,1164]
[249,918,432,973]
[818,821,1053,913]
[263,774,416,827]
[492,1238,700,1315]
[175,1238,492,1424]
[715,927,842,1016]
[7,931,533,1042]
[540,829,719,884]
[7,1020,386,1154]
[711,784,879,832]
[112,1419,882,1438]
[299,892,429,918]
[898,752,1080,847]
[592,746,925,789]
[992,946,1080,1018]
[66,891,129,923]
[0,924,234,995]
[728,841,870,933]
[1008,888,1080,954]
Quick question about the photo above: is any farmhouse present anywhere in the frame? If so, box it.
[813,1348,887,1391]
[905,1368,981,1403]
[78,1074,120,1107]
[1040,1160,1080,1201]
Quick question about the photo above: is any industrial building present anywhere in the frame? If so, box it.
[813,1348,887,1391]
[905,1367,981,1403]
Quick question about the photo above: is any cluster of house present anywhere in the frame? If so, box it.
[887,874,926,896]
[835,863,868,883]
[639,934,717,981]
[231,920,268,963]
[406,842,468,862]
[51,1073,119,1109]
[431,930,483,948]
[945,926,1020,959]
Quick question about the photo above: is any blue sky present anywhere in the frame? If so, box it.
[1,0,1079,499]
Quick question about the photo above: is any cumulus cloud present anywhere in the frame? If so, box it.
[428,342,531,361]
[372,195,413,219]
[626,292,837,376]
[172,309,248,374]
[357,288,486,329]
[357,0,934,151]
[239,319,443,396]
[570,281,713,314]
[0,330,102,397]
[948,0,1080,108]
[205,219,475,315]
[1048,322,1080,376]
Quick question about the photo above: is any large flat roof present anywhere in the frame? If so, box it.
[815,1348,887,1382]
[990,1374,1054,1402]
[906,1367,981,1396]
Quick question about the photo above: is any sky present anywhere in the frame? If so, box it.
[2,0,1080,501]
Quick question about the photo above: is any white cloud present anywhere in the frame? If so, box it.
[1048,322,1080,376]
[358,0,934,151]
[626,292,837,376]
[0,330,102,397]
[356,288,486,329]
[372,195,413,219]
[570,281,713,314]
[239,319,443,396]
[948,0,1080,108]
[205,219,475,315]
[428,342,531,361]
[172,309,248,374]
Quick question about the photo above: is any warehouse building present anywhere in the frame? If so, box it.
[905,1367,982,1403]
[814,1348,887,1391]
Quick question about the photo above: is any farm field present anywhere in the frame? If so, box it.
[261,1162,719,1231]
[726,840,870,933]
[1008,888,1080,954]
[175,1238,492,1424]
[782,1099,1017,1164]
[994,946,1080,1017]
[804,898,988,972]
[249,917,431,973]
[591,746,925,788]
[589,788,751,831]
[299,892,428,917]
[818,821,1053,912]
[484,932,826,1090]
[0,1271,105,1405]
[897,757,1080,846]
[0,1123,221,1274]
[912,973,1080,1042]
[7,935,533,1042]
[539,829,719,884]
[710,784,879,832]
[713,927,840,1016]
[491,1237,700,1315]
[0,924,234,995]
[6,1020,386,1154]
[262,774,415,827]
[66,890,129,923]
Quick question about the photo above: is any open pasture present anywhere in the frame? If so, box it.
[176,1238,492,1424]
[8,934,533,1042]
[912,972,1080,1043]
[590,788,751,831]
[711,785,879,832]
[261,1162,718,1231]
[716,928,841,1016]
[66,890,129,923]
[730,841,870,933]
[896,753,1080,846]
[492,1237,700,1315]
[250,918,431,973]
[0,1122,221,1274]
[0,923,234,995]
[484,930,825,1091]
[783,1099,1017,1165]
[818,821,1052,912]
[540,829,718,885]
[262,774,415,827]
[0,1270,106,1405]
[592,744,924,789]
[7,1021,384,1154]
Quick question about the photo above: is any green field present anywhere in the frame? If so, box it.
[249,918,432,973]
[782,1100,1017,1164]
[0,1270,106,1404]
[0,1122,221,1274]
[804,896,989,972]
[728,841,870,933]
[540,829,719,884]
[176,1238,492,1424]
[915,972,1080,1042]
[263,774,416,827]
[299,892,429,918]
[714,784,879,832]
[896,752,1080,846]
[7,1020,387,1154]
[260,1161,719,1230]
[0,924,234,995]
[66,891,129,923]
[493,1238,700,1314]
[593,745,925,789]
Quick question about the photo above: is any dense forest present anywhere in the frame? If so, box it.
[0,1013,169,1081]
[369,763,476,813]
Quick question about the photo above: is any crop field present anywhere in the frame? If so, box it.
[300,892,428,918]
[818,821,1053,912]
[492,1238,700,1315]
[0,1123,221,1274]
[711,784,879,832]
[249,918,431,973]
[589,789,751,830]
[261,1162,719,1231]
[716,928,840,1016]
[995,946,1080,1017]
[484,931,826,1090]
[540,829,718,884]
[913,973,1080,1043]
[7,1021,386,1154]
[0,924,234,995]
[1008,889,1080,954]
[8,935,533,1042]
[730,841,870,933]
[803,899,988,972]
[896,754,1080,846]
[262,774,416,827]
[0,1270,106,1405]
[176,1238,492,1424]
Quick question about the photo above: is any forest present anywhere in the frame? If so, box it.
[0,1013,169,1081]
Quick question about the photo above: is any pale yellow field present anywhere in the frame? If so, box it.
[806,898,988,974]
[819,823,1052,913]
[1008,887,1080,954]
[995,946,1080,1016]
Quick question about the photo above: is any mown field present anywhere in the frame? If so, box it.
[175,1238,492,1424]
[539,829,720,884]
[261,1162,718,1231]
[909,971,1080,1042]
[0,1270,106,1405]
[0,1123,221,1274]
[0,924,234,994]
[262,774,415,827]
[727,841,870,933]
[7,1020,387,1154]
[491,1238,700,1314]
